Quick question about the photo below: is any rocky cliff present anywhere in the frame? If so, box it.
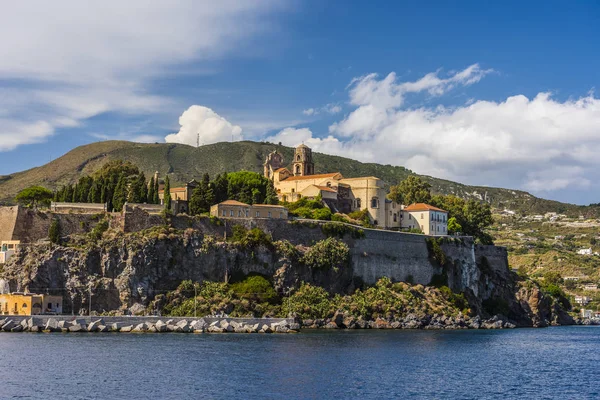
[0,223,573,327]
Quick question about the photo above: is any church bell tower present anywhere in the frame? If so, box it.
[292,144,314,176]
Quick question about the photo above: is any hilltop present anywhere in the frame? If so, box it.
[0,140,596,216]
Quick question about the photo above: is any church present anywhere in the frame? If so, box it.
[264,144,448,234]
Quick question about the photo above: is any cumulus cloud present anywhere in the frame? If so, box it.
[270,65,600,203]
[0,0,285,150]
[165,105,242,146]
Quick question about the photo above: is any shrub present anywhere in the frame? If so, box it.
[426,237,447,266]
[321,222,365,239]
[348,209,371,226]
[282,282,333,319]
[302,237,350,272]
[230,275,278,303]
[89,220,109,242]
[312,208,332,221]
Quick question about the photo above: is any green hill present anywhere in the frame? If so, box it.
[0,140,597,216]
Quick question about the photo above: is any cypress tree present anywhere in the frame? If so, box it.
[153,178,159,204]
[112,174,126,212]
[265,181,278,205]
[163,175,171,211]
[147,176,155,204]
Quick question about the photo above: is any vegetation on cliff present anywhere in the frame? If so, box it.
[155,276,470,321]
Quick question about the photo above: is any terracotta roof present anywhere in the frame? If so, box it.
[274,167,289,173]
[404,203,447,212]
[218,200,250,206]
[158,187,187,194]
[284,172,342,182]
[252,204,287,208]
[315,185,337,193]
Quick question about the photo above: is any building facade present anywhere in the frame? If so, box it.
[0,293,63,316]
[401,203,449,235]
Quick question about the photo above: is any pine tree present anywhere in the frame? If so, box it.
[72,184,78,202]
[163,175,171,211]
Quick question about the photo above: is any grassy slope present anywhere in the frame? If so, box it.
[0,140,596,216]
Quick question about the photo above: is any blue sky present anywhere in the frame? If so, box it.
[0,1,599,205]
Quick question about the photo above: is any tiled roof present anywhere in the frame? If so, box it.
[284,173,341,182]
[218,200,250,206]
[274,168,289,172]
[404,203,447,212]
[252,204,287,208]
[314,185,337,193]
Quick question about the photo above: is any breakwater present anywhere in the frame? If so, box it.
[0,315,298,333]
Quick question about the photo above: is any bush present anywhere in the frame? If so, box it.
[89,220,109,241]
[347,209,371,226]
[282,282,333,319]
[230,275,278,303]
[426,237,448,266]
[229,225,272,249]
[302,237,350,272]
[312,208,332,220]
[321,222,365,239]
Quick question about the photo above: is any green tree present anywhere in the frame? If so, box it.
[15,186,54,209]
[112,174,127,212]
[48,218,61,244]
[147,176,155,204]
[447,217,462,234]
[388,176,431,205]
[163,175,172,211]
[189,174,215,215]
[265,180,279,205]
[212,173,229,203]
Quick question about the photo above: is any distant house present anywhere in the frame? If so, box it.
[574,295,592,306]
[210,200,288,220]
[0,292,62,316]
[583,283,598,291]
[0,241,20,264]
[400,203,449,236]
[577,248,593,256]
[581,309,593,319]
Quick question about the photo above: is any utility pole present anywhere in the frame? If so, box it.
[197,132,200,148]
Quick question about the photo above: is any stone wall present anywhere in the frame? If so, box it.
[0,206,18,241]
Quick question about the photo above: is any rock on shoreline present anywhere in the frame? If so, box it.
[0,317,300,334]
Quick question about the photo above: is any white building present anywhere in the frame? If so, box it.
[577,248,593,256]
[575,295,592,306]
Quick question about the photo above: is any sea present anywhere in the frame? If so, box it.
[0,326,598,399]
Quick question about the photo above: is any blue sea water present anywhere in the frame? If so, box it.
[0,327,598,399]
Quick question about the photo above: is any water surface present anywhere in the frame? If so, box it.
[0,327,598,399]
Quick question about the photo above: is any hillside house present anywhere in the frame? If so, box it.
[210,200,288,220]
[0,293,62,316]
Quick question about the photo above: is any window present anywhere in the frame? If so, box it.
[268,212,272,218]
[222,210,226,217]
[421,213,424,219]
[245,210,249,217]
[431,225,434,232]
[255,211,260,217]
[295,165,300,174]
[291,188,295,193]
[393,213,397,222]
[371,197,379,208]
[297,155,301,161]
[408,214,412,220]
[230,210,234,217]
[279,212,283,218]
[22,303,28,308]
[356,198,361,209]
[392,203,396,209]
[48,303,52,309]
[238,210,242,217]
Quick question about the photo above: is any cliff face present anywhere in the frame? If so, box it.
[0,224,572,326]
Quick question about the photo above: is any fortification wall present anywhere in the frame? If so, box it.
[7,207,111,243]
[0,206,18,241]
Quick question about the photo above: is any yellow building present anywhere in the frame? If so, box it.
[210,200,289,220]
[0,293,63,316]
[401,203,448,235]
[264,145,401,228]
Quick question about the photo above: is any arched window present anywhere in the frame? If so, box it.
[297,155,301,161]
[356,198,361,209]
[371,197,379,208]
[22,303,28,308]
[295,165,300,174]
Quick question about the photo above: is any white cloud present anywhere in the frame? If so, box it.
[302,103,342,117]
[0,0,285,150]
[267,65,600,202]
[165,105,242,146]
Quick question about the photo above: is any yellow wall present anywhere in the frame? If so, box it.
[0,294,63,316]
[339,177,388,227]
